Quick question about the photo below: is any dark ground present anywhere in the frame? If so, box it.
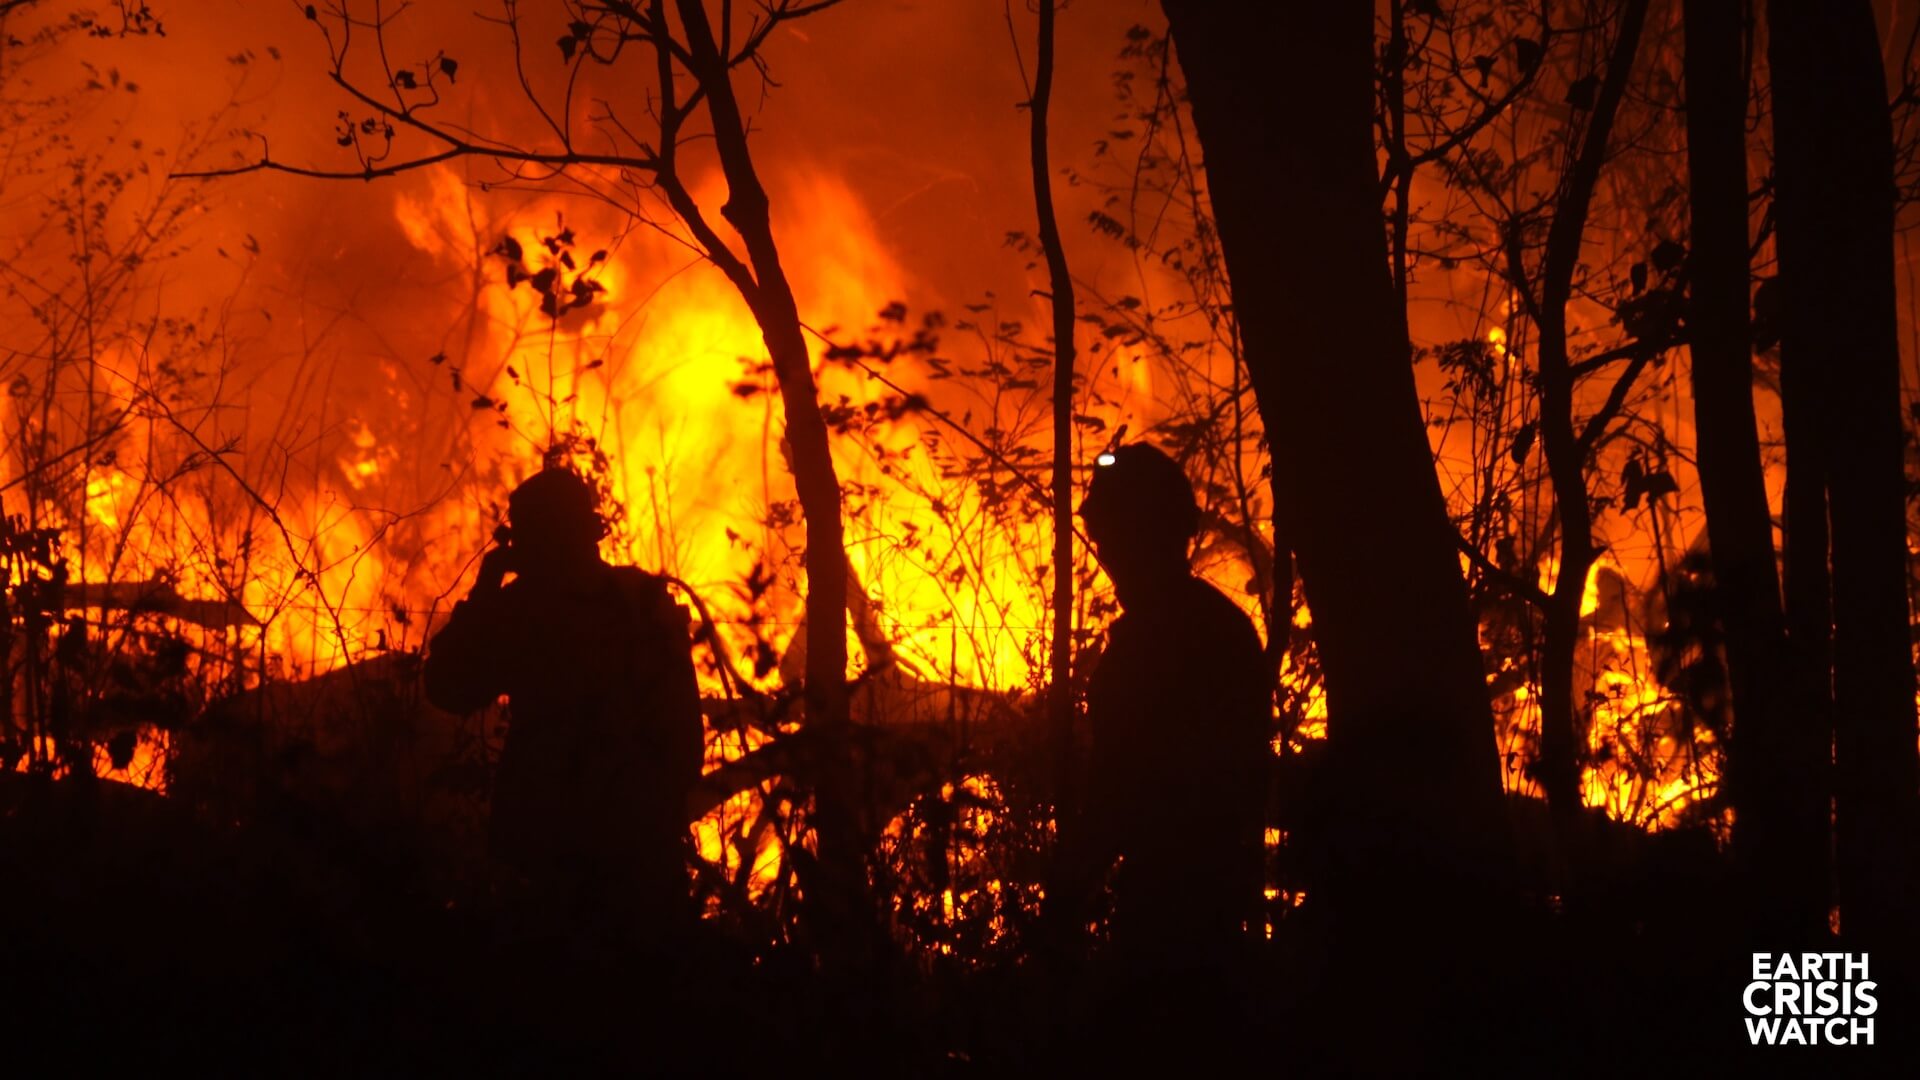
[1,771,1910,1076]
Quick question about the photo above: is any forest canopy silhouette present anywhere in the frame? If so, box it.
[1,0,1916,1069]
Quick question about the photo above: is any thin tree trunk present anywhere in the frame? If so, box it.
[1027,0,1079,822]
[1770,0,1919,952]
[1683,0,1824,937]
[670,0,848,733]
[672,0,871,962]
[1532,0,1649,853]
[1384,0,1414,335]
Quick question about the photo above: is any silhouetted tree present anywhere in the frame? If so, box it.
[1512,0,1650,860]
[1022,0,1080,817]
[1681,0,1823,937]
[1160,0,1505,930]
[1768,0,1919,952]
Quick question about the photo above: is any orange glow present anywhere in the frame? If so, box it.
[0,1,1762,918]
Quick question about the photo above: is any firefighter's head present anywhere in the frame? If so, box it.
[1077,444,1198,590]
[506,467,607,574]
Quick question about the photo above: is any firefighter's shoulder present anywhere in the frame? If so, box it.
[609,566,690,633]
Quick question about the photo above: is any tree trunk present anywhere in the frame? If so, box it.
[1769,0,1919,952]
[673,0,871,963]
[1533,0,1649,860]
[1683,0,1825,938]
[673,0,848,733]
[1027,0,1079,822]
[1160,0,1504,918]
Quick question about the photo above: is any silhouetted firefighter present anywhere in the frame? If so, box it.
[1056,445,1268,979]
[424,468,704,934]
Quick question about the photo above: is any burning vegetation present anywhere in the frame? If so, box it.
[2,0,1918,1069]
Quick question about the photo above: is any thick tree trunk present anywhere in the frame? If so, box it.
[1683,0,1824,937]
[1769,0,1835,944]
[1769,0,1919,951]
[1160,0,1504,917]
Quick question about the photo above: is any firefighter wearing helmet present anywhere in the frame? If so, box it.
[424,467,703,934]
[1061,444,1269,975]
